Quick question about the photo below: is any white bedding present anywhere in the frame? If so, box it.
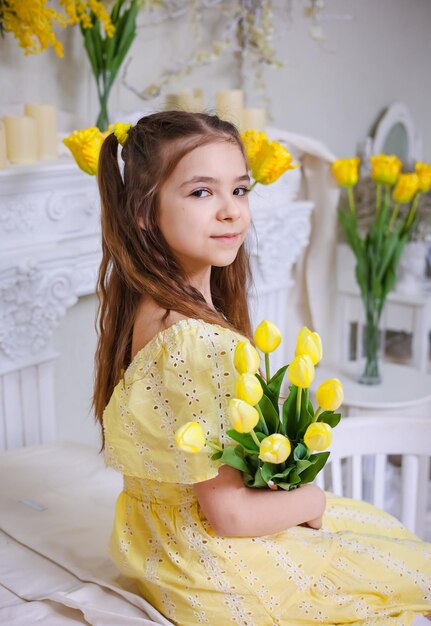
[0,443,173,625]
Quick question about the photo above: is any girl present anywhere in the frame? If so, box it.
[95,111,431,626]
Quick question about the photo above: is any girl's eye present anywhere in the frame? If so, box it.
[233,186,250,196]
[191,189,210,198]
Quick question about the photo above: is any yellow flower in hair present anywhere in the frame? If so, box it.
[63,126,105,175]
[241,130,268,162]
[241,130,298,186]
[113,122,132,146]
[252,140,298,185]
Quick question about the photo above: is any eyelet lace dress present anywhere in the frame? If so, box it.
[103,318,431,626]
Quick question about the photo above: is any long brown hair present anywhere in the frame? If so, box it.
[94,111,254,442]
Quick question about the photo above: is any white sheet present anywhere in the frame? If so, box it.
[0,442,174,626]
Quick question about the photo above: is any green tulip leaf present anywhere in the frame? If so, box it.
[282,385,298,437]
[226,429,260,452]
[267,364,289,407]
[293,442,309,460]
[317,411,341,428]
[218,446,250,473]
[211,451,223,461]
[298,452,330,483]
[256,373,278,414]
[246,468,267,488]
[258,394,281,433]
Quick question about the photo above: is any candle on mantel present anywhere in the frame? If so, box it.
[0,121,7,169]
[215,90,243,128]
[242,107,266,132]
[4,116,38,164]
[24,103,58,160]
[165,91,193,111]
[190,88,204,113]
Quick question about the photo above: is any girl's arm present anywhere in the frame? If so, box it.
[193,464,326,537]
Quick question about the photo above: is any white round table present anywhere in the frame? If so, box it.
[311,361,431,418]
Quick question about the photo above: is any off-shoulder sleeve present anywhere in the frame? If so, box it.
[103,320,245,484]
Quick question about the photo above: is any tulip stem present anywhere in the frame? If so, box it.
[376,183,382,217]
[256,404,269,434]
[347,186,355,215]
[312,406,322,423]
[387,202,399,232]
[249,180,258,191]
[265,353,271,382]
[206,441,223,452]
[296,387,302,421]
[405,193,420,230]
[250,429,261,449]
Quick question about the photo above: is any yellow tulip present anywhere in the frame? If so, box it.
[241,130,268,162]
[175,421,205,453]
[295,326,322,365]
[259,433,291,464]
[304,422,332,451]
[253,320,282,353]
[235,373,263,406]
[415,162,431,193]
[233,341,260,374]
[113,122,132,146]
[392,173,419,203]
[287,354,315,388]
[370,154,402,186]
[63,127,105,176]
[228,399,260,433]
[316,378,344,411]
[331,158,360,187]
[252,140,298,185]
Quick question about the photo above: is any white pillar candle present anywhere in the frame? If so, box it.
[215,90,243,128]
[24,103,58,160]
[190,88,204,113]
[165,91,194,111]
[242,108,266,132]
[0,121,7,169]
[4,116,38,164]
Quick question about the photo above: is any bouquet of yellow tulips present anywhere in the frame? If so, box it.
[333,155,431,384]
[175,321,344,491]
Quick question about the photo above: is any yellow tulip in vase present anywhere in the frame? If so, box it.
[176,321,344,491]
[333,155,431,384]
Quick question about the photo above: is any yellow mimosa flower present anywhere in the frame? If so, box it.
[228,399,260,433]
[295,327,322,365]
[304,422,332,451]
[332,158,360,187]
[287,354,315,388]
[241,130,268,162]
[63,127,105,175]
[254,320,282,353]
[175,421,205,453]
[370,154,402,186]
[235,374,263,406]
[233,341,260,375]
[415,162,431,193]
[316,378,344,412]
[250,140,298,185]
[392,173,419,204]
[113,122,133,146]
[259,433,291,464]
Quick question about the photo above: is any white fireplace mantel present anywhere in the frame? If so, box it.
[0,154,313,450]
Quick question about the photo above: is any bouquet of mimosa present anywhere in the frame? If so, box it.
[175,321,344,491]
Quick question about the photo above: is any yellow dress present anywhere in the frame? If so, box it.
[103,318,431,626]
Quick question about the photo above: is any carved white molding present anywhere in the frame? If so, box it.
[249,200,314,293]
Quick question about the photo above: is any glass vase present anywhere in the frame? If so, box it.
[358,302,383,385]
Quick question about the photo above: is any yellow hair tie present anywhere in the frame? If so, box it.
[113,122,132,146]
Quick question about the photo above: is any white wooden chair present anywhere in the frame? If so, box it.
[315,415,431,538]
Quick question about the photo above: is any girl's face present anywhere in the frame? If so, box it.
[158,141,251,276]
